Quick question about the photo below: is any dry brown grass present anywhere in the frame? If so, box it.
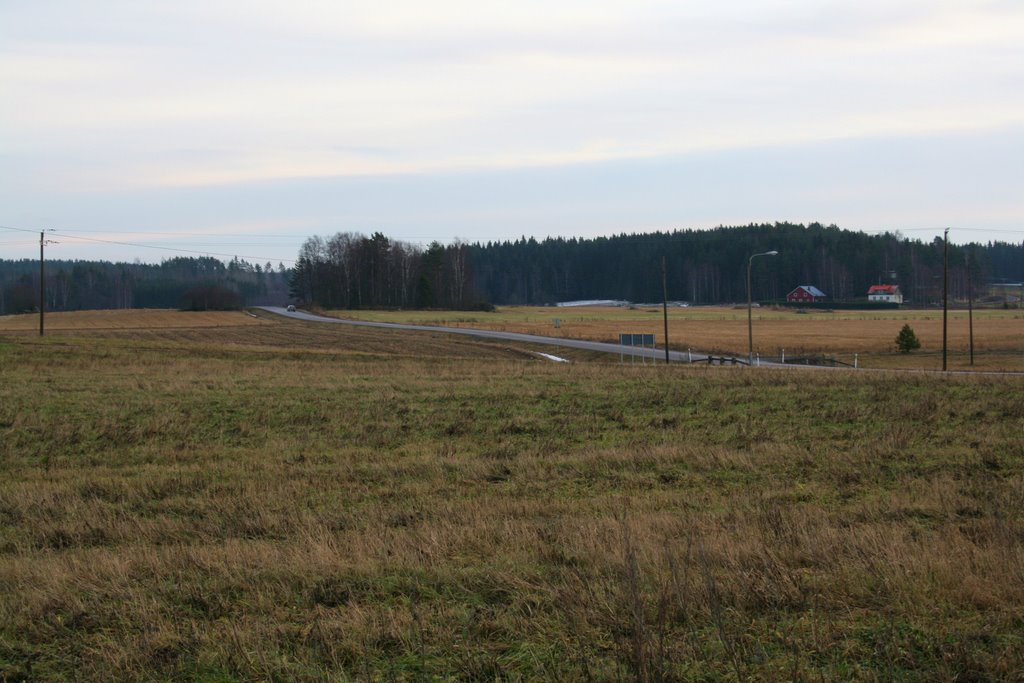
[1,323,1023,680]
[334,306,1024,371]
[5,306,1020,370]
[0,308,269,332]
[0,308,580,362]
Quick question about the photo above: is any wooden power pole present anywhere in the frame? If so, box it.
[662,256,670,364]
[39,231,45,336]
[39,230,56,336]
[967,247,974,366]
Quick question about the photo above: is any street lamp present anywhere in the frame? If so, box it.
[747,250,778,365]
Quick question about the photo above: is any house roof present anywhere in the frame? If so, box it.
[868,284,900,294]
[789,285,826,297]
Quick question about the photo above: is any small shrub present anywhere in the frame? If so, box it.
[895,324,921,353]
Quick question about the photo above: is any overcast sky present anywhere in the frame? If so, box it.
[2,0,1023,263]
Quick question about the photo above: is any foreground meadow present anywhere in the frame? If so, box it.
[1,313,1023,680]
[330,306,1024,372]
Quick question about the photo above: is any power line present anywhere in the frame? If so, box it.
[51,233,297,264]
[2,222,1022,265]
[860,227,1024,235]
[23,228,307,237]
[58,238,300,248]
[0,223,446,255]
[0,224,447,242]
[1,224,297,264]
[0,223,458,260]
[0,224,303,238]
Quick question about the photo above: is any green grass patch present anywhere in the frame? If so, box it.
[1,327,1023,680]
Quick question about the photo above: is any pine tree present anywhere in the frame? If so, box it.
[895,324,921,353]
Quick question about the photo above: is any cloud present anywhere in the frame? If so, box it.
[3,125,1020,261]
[1,0,1022,257]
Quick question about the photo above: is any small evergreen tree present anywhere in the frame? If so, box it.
[895,324,921,353]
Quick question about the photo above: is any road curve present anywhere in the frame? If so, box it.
[254,308,1024,376]
[255,306,729,364]
[256,307,1024,375]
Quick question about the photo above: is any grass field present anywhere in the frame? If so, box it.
[0,309,271,332]
[328,306,1024,371]
[2,311,1024,680]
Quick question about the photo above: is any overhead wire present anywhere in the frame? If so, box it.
[0,224,297,264]
[1,223,1021,266]
[860,227,1024,235]
[0,224,456,262]
[51,233,297,264]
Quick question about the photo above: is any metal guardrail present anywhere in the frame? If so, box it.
[695,355,750,366]
[693,355,856,368]
[769,356,856,368]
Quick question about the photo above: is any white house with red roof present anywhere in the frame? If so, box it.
[867,284,903,304]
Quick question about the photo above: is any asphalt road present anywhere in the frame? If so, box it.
[257,307,1024,375]
[256,306,733,364]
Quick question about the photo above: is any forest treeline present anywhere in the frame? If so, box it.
[290,223,1022,309]
[0,256,289,315]
[2,223,1022,315]
[469,223,1024,305]
[288,233,485,310]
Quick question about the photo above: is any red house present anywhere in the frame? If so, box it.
[786,285,827,303]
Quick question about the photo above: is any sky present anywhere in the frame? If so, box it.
[2,0,1023,264]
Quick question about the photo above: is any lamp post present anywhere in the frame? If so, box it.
[942,228,948,372]
[747,250,778,365]
[966,247,974,366]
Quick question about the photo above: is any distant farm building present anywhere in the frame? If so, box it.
[988,283,1023,306]
[555,299,629,308]
[786,285,827,303]
[867,284,903,304]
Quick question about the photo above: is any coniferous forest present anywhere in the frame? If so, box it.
[0,256,290,315]
[2,223,1022,315]
[284,223,1023,309]
[469,223,1024,305]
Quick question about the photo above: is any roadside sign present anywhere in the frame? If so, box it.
[619,333,654,346]
[619,333,656,364]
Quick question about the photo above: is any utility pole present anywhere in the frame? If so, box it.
[942,228,949,371]
[967,247,974,366]
[662,256,670,365]
[39,231,45,336]
[39,230,56,336]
